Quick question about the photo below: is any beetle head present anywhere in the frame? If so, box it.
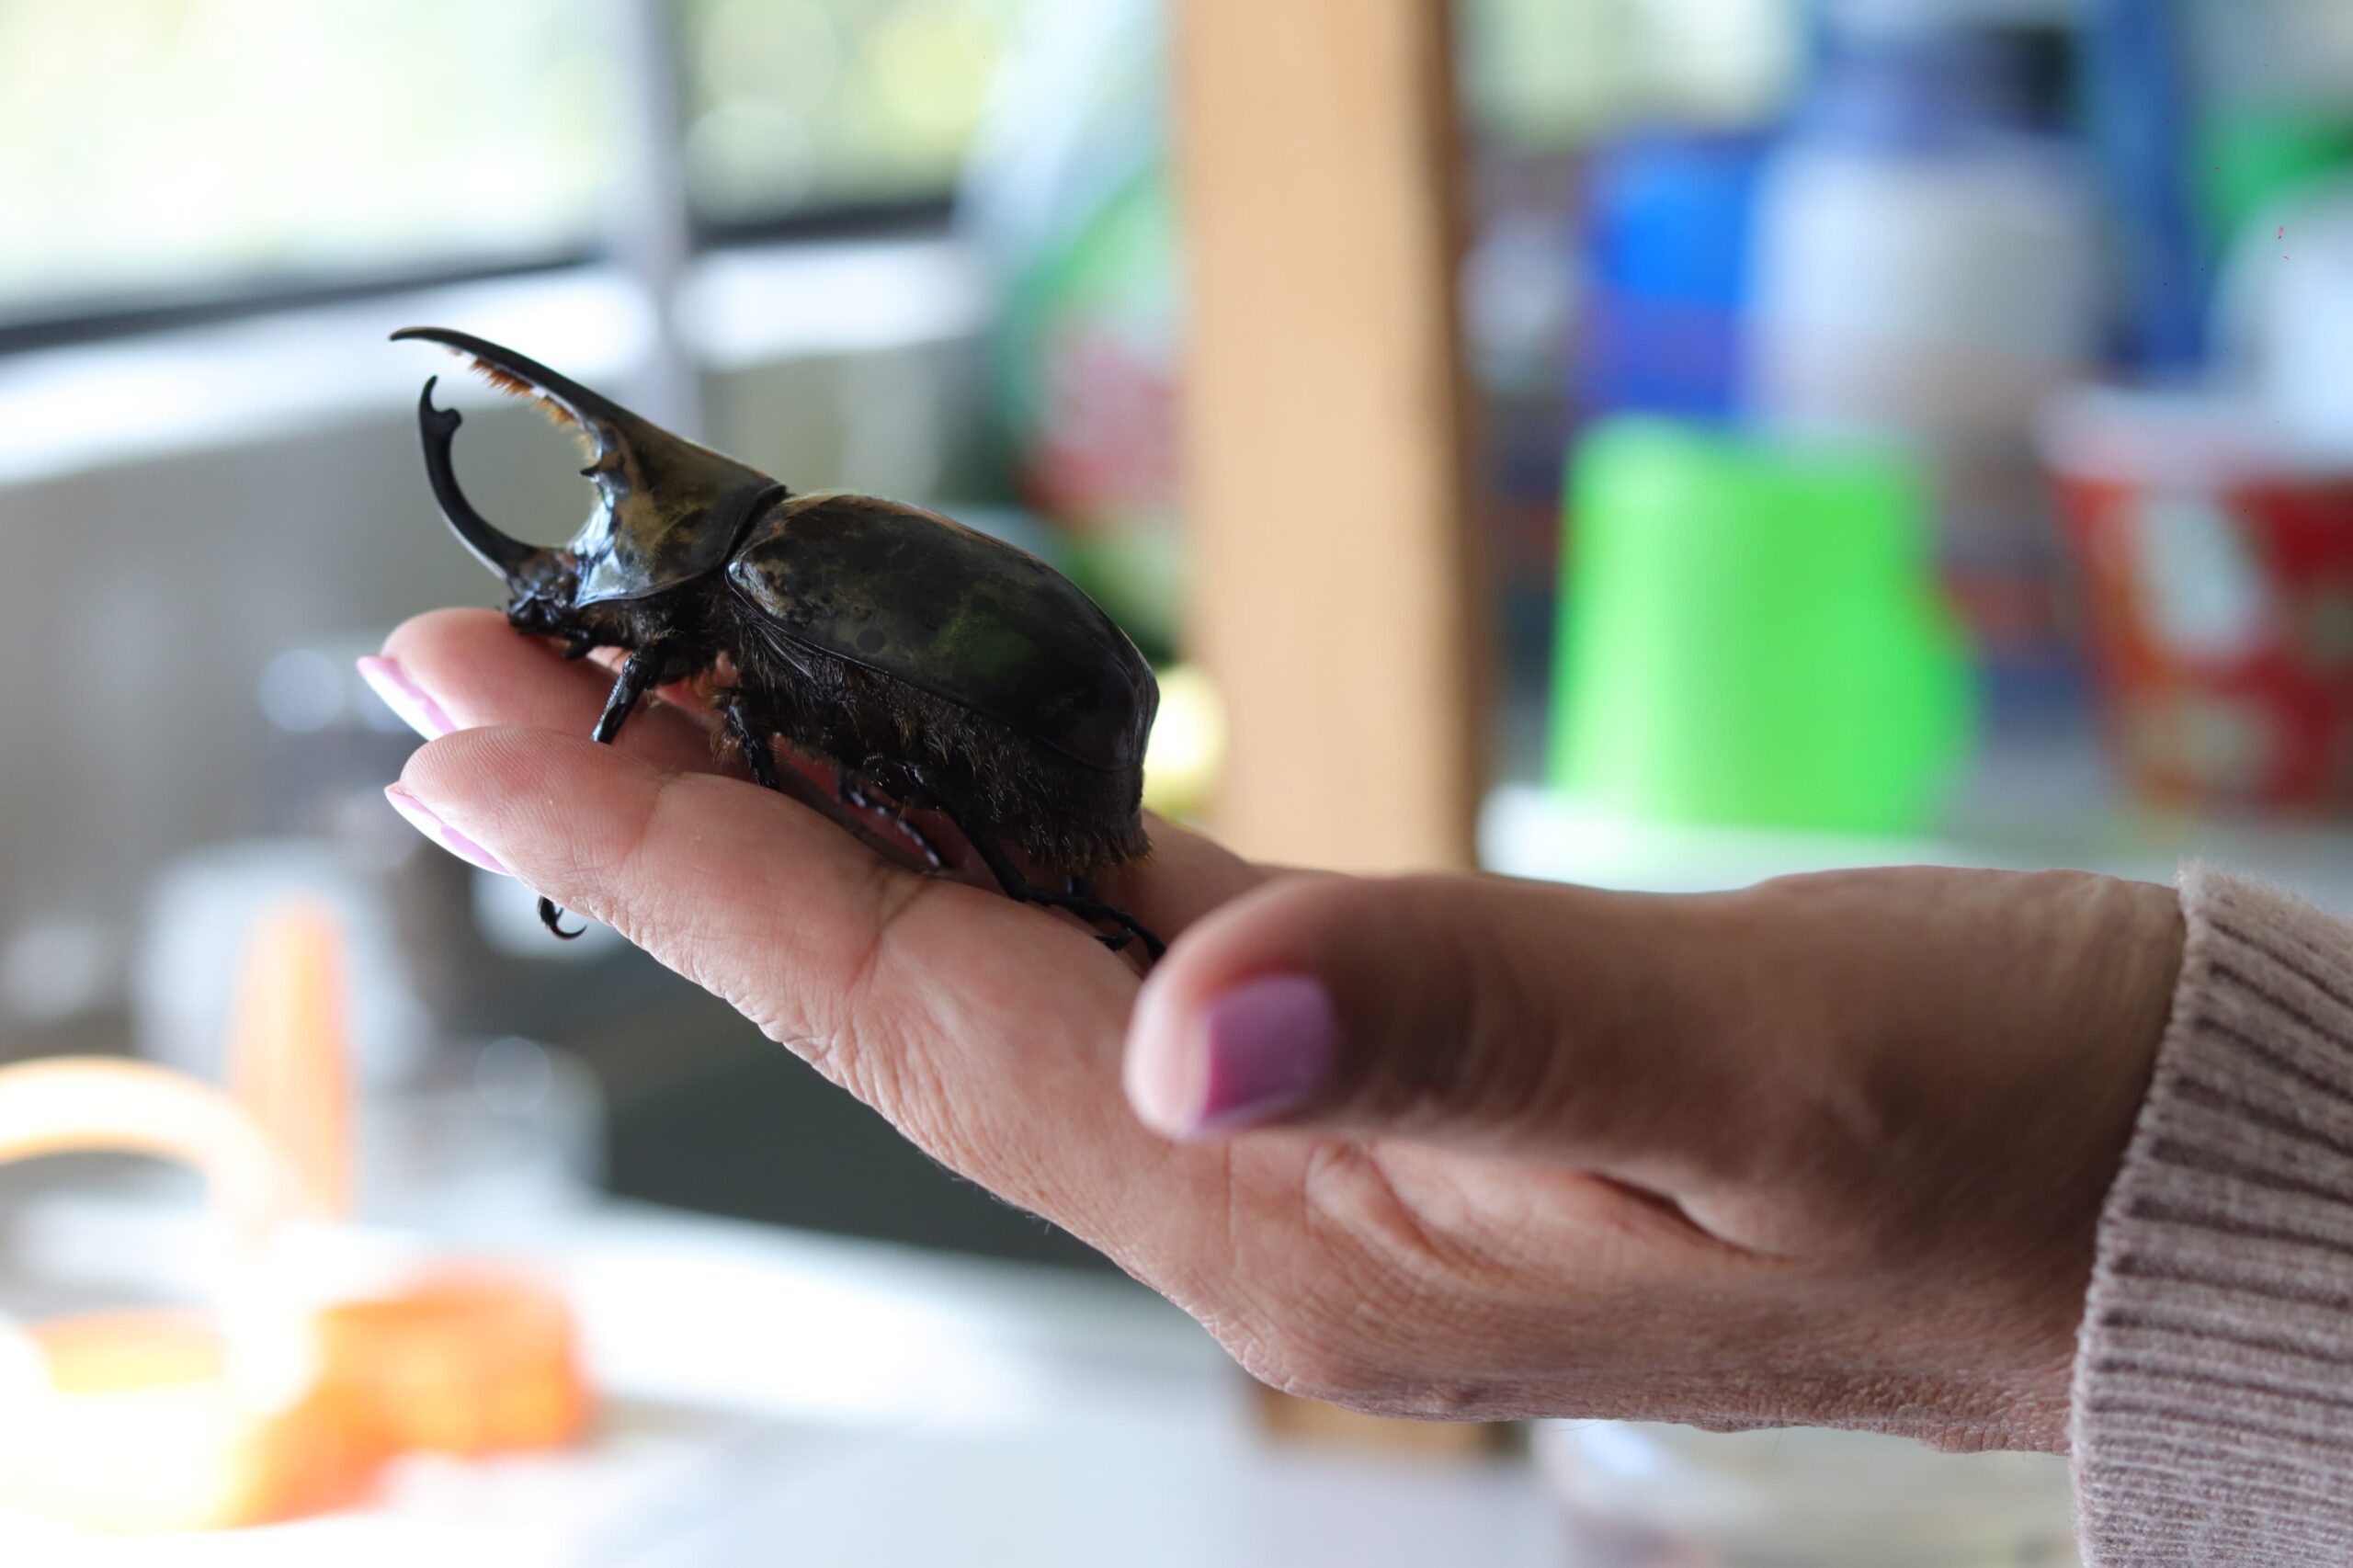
[392,327,785,619]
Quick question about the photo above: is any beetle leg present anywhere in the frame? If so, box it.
[719,694,786,792]
[1063,874,1134,953]
[847,784,945,869]
[592,646,667,744]
[713,698,940,869]
[842,760,1148,949]
[842,765,945,870]
[956,818,1165,962]
[536,644,676,939]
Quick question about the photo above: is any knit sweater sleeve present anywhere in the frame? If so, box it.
[2074,867,2353,1565]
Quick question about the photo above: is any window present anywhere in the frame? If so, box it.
[0,1,617,325]
[0,0,1029,335]
[682,0,1028,228]
[1,0,1798,340]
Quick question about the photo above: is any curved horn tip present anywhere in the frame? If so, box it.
[416,375,460,431]
[412,373,534,576]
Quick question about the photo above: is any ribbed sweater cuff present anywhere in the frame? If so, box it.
[2074,868,2353,1566]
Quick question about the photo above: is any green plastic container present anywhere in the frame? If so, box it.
[1548,420,1973,835]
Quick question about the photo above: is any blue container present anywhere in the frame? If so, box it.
[1578,133,1769,422]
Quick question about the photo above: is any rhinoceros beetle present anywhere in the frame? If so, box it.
[391,326,1163,960]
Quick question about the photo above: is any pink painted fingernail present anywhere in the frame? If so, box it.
[358,655,455,740]
[384,784,509,876]
[1134,974,1337,1138]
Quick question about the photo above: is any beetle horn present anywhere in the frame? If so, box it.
[392,325,646,433]
[393,325,786,608]
[407,374,540,576]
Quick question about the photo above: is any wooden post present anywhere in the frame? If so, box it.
[1174,0,1484,874]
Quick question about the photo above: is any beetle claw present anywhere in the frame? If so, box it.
[839,769,946,870]
[955,825,1165,963]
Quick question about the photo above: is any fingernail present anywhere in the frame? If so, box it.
[358,654,455,740]
[1134,974,1337,1138]
[384,784,509,876]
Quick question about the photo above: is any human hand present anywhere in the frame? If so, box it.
[371,608,2182,1450]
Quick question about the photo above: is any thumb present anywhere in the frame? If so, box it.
[1122,872,1749,1166]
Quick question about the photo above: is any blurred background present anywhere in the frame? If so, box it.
[2,0,2351,1560]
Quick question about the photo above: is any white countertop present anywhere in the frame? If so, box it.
[1483,780,2353,913]
[0,1194,1561,1567]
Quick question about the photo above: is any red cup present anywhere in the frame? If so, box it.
[2046,388,2353,812]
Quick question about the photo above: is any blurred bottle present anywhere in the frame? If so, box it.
[2201,113,2353,256]
[2082,0,2207,376]
[2217,171,2353,457]
[224,901,351,1220]
[1579,131,1769,425]
[2185,0,2353,248]
[1745,14,2098,713]
[2203,0,2353,460]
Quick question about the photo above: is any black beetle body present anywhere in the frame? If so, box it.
[392,327,1163,958]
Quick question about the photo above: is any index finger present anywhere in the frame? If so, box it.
[395,725,1232,1245]
[381,608,732,777]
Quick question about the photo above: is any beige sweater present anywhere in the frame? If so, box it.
[2075,869,2353,1564]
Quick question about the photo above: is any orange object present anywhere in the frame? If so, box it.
[0,1058,381,1532]
[313,1273,591,1458]
[0,1312,380,1534]
[224,902,351,1219]
[0,993,592,1533]
[0,1057,299,1262]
